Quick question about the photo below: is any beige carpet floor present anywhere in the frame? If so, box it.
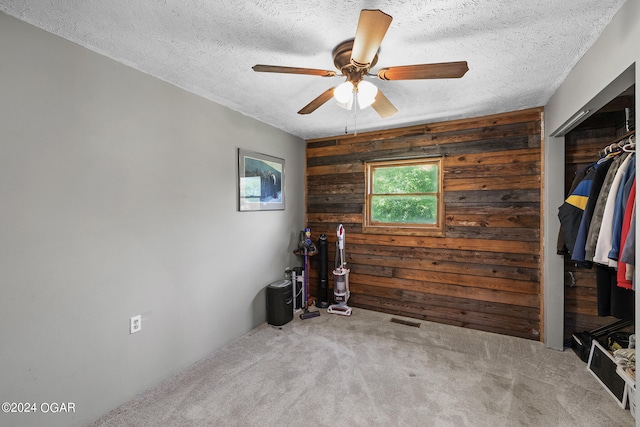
[90,308,634,426]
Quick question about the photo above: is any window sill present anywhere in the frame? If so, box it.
[362,225,445,237]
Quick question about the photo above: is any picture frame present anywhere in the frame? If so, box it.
[237,148,285,211]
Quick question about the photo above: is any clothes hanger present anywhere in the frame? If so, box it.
[622,134,635,152]
[598,130,635,157]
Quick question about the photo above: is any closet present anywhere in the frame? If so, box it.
[562,86,636,342]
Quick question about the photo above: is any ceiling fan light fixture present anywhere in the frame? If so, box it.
[357,81,378,108]
[334,80,378,111]
[334,81,354,103]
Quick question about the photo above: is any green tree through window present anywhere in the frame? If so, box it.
[365,158,443,235]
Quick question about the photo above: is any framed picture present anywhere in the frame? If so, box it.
[237,148,285,211]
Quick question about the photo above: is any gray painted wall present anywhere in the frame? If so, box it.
[544,0,639,352]
[0,12,304,427]
[2,0,639,424]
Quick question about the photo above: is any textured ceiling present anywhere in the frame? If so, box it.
[0,1,628,139]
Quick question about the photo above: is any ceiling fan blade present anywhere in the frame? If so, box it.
[377,61,469,80]
[371,89,397,118]
[298,87,336,115]
[253,64,336,77]
[350,9,392,68]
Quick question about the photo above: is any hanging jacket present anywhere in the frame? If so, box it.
[558,165,596,257]
[609,156,635,261]
[620,204,636,287]
[593,153,634,266]
[571,156,615,265]
[585,152,630,261]
[557,166,591,255]
[617,180,636,289]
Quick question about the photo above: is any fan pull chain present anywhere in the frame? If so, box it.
[344,106,349,134]
[344,89,359,135]
[353,90,358,136]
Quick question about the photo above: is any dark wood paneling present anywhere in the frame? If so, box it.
[305,108,543,341]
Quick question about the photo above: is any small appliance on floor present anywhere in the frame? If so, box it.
[328,224,352,316]
[266,279,293,327]
[297,228,320,320]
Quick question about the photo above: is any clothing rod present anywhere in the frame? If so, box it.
[605,129,635,147]
[599,130,635,156]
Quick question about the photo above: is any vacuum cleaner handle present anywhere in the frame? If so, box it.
[337,224,345,250]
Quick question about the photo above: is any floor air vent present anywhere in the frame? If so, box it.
[390,318,421,328]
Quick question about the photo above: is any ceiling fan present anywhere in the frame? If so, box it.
[252,9,469,118]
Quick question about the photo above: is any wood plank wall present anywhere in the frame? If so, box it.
[563,125,624,339]
[305,108,543,340]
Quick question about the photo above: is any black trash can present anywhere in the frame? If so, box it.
[266,279,293,326]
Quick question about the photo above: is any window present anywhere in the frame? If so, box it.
[364,157,444,236]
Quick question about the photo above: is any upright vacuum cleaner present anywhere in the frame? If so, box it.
[328,224,352,316]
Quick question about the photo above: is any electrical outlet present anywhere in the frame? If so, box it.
[130,315,142,334]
